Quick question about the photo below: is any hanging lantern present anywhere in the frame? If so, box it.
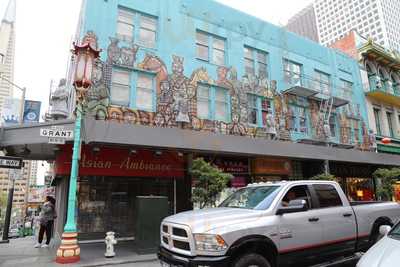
[382,137,391,144]
[72,31,101,89]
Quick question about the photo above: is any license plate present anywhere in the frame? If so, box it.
[160,260,182,267]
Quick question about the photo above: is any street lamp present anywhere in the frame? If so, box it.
[55,32,101,264]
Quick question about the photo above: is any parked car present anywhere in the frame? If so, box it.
[158,180,400,267]
[357,220,400,267]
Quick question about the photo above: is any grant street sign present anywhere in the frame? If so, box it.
[40,128,74,139]
[0,156,23,169]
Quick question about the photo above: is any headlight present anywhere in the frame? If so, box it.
[194,234,227,252]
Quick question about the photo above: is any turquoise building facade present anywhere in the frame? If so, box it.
[77,0,370,147]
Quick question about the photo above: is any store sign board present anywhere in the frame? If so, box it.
[252,158,292,176]
[202,156,249,174]
[0,156,23,169]
[54,145,184,178]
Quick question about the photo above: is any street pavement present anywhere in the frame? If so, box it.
[0,236,358,267]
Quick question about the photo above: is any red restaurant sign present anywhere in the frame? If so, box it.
[55,145,184,178]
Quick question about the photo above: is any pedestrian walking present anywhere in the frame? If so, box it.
[34,196,56,248]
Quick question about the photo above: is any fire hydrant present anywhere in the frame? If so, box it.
[105,231,117,258]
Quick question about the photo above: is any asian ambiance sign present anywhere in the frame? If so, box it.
[54,145,185,178]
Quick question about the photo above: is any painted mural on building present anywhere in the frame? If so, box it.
[78,32,374,151]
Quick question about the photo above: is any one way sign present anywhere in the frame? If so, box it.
[0,156,23,169]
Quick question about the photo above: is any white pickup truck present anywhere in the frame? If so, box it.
[158,180,400,267]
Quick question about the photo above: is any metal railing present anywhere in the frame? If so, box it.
[368,76,400,97]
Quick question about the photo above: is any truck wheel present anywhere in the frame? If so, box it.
[233,253,271,267]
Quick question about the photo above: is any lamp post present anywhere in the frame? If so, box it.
[55,32,101,264]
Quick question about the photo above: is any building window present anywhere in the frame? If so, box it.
[111,69,130,106]
[136,73,154,111]
[314,70,331,94]
[244,47,268,78]
[196,31,226,66]
[329,114,337,137]
[247,94,271,127]
[117,9,134,42]
[138,14,157,48]
[373,107,382,136]
[197,85,230,122]
[340,79,353,100]
[283,59,302,86]
[116,8,157,48]
[289,105,308,133]
[386,111,394,137]
[215,87,229,121]
[197,84,211,119]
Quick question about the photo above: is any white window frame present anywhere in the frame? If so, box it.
[195,31,226,66]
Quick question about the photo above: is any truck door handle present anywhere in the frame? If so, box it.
[343,213,353,217]
[308,217,319,222]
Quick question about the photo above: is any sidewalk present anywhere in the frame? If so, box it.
[0,236,158,267]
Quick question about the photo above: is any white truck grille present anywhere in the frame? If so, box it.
[161,222,195,256]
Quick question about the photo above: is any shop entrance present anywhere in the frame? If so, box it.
[77,176,175,240]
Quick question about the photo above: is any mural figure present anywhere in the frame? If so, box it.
[265,108,277,139]
[216,66,232,88]
[229,114,247,136]
[175,91,190,123]
[168,55,192,123]
[106,38,139,67]
[159,81,174,105]
[83,59,110,120]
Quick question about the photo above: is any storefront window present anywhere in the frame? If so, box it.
[77,176,175,239]
[346,177,375,201]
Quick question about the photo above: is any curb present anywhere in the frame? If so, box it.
[80,255,158,267]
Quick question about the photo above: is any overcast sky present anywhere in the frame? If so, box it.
[1,0,312,183]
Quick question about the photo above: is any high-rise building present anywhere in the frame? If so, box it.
[287,0,400,52]
[0,160,33,219]
[0,0,16,111]
[286,4,319,43]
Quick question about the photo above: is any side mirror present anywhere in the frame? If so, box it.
[277,199,308,215]
[379,225,392,236]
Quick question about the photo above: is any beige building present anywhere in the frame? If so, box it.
[0,160,38,218]
[332,31,400,155]
[0,0,16,111]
